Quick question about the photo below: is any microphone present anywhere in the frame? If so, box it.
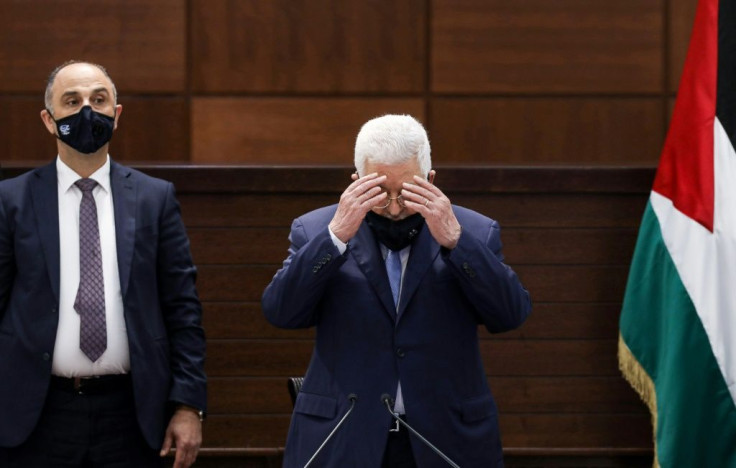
[380,394,460,468]
[303,393,357,468]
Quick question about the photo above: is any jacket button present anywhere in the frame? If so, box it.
[462,262,476,278]
[42,352,50,361]
[396,348,405,358]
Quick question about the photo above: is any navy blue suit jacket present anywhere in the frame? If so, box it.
[262,204,531,467]
[0,160,206,449]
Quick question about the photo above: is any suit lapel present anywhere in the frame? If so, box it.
[349,222,397,319]
[398,226,440,317]
[30,162,61,301]
[110,161,136,298]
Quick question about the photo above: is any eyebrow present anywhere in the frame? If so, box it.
[60,87,110,99]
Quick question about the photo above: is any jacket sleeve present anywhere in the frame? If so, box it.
[0,190,13,320]
[156,182,207,411]
[261,218,347,329]
[442,219,531,333]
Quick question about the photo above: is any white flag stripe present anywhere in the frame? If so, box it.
[651,117,736,403]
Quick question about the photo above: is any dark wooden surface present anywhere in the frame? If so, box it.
[0,0,186,93]
[430,98,665,165]
[190,0,426,93]
[431,0,663,94]
[0,165,656,465]
[0,1,696,166]
[190,98,425,164]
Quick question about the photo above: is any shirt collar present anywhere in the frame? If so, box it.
[56,155,112,194]
[380,244,411,260]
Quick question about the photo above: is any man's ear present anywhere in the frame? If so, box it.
[40,109,57,136]
[113,104,123,131]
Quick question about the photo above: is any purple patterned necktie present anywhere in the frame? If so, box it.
[74,178,107,362]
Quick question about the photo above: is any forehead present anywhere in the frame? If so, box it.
[364,159,422,184]
[51,64,113,99]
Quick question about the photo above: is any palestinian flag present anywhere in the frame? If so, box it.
[618,0,736,466]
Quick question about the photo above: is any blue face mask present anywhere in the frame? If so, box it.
[50,105,115,154]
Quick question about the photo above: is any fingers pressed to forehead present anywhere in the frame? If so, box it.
[401,181,433,200]
[347,173,385,193]
[411,175,442,195]
[358,185,384,201]
[362,190,388,209]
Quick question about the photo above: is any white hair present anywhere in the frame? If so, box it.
[354,114,431,176]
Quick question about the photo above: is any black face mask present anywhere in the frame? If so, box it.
[365,211,425,251]
[50,105,115,154]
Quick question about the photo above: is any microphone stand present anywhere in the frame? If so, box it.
[381,394,461,468]
[304,394,358,468]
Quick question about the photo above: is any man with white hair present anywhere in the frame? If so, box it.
[263,114,531,467]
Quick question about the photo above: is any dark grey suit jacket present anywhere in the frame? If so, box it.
[0,160,206,449]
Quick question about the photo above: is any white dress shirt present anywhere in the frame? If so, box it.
[52,156,130,377]
[329,227,409,414]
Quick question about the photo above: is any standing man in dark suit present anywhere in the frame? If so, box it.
[262,114,531,467]
[0,61,207,467]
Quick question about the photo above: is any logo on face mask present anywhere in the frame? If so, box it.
[50,105,115,154]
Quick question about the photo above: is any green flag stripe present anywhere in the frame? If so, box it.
[620,200,736,467]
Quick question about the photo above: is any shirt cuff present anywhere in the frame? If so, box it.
[328,226,348,254]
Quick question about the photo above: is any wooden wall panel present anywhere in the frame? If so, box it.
[202,303,314,340]
[204,415,291,447]
[180,194,338,227]
[0,1,696,168]
[196,265,274,301]
[499,414,652,448]
[206,341,314,378]
[430,98,664,165]
[179,193,648,229]
[110,98,189,162]
[492,376,646,414]
[431,0,663,94]
[202,301,625,342]
[206,375,645,415]
[188,227,638,266]
[200,414,652,450]
[190,0,426,93]
[0,0,186,93]
[504,303,622,340]
[202,301,633,342]
[194,264,628,303]
[190,98,425,163]
[0,165,656,462]
[417,194,648,229]
[669,0,699,93]
[186,451,653,468]
[0,97,56,161]
[501,228,638,265]
[515,265,629,303]
[188,228,290,264]
[0,97,189,162]
[203,340,621,378]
